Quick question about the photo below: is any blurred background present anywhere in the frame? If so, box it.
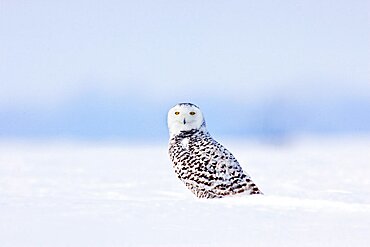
[1,0,369,142]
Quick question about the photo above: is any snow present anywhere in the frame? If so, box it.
[1,137,369,247]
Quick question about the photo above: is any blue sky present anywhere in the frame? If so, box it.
[1,0,369,140]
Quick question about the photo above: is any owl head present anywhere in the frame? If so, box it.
[167,103,207,137]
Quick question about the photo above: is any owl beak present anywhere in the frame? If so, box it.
[183,118,186,125]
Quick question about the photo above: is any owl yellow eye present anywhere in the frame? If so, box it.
[189,111,196,115]
[175,111,180,115]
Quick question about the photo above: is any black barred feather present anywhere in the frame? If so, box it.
[169,129,263,198]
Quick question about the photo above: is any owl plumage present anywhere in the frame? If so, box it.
[167,103,262,198]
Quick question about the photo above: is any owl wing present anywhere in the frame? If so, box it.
[196,138,262,196]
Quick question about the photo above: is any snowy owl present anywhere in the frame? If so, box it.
[168,103,263,198]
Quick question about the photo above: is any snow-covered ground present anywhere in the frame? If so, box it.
[0,136,369,247]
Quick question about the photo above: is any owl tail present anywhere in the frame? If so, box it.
[247,180,263,195]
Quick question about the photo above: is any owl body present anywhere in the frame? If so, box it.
[168,103,262,198]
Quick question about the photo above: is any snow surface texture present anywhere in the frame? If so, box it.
[0,137,369,247]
